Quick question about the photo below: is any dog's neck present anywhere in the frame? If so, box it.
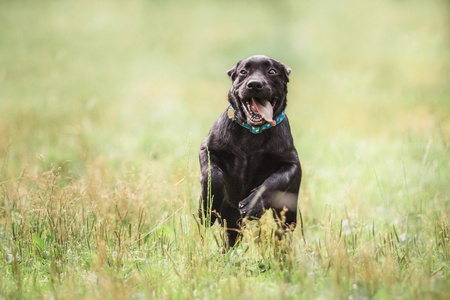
[227,104,286,134]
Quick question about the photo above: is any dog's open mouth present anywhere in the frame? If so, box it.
[242,98,276,126]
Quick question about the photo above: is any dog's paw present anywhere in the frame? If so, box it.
[239,193,264,219]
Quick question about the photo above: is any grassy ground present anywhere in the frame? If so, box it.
[0,0,449,299]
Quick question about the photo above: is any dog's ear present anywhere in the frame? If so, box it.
[226,60,241,81]
[278,61,291,83]
[271,58,291,82]
[282,63,292,76]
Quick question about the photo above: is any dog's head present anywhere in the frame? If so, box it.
[227,55,291,127]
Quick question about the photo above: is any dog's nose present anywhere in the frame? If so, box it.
[246,80,264,90]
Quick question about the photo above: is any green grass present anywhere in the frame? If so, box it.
[0,0,449,299]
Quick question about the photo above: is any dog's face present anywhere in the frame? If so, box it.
[227,55,291,127]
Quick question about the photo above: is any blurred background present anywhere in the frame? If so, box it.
[0,0,449,221]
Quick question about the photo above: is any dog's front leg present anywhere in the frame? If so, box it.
[239,153,301,223]
[198,142,225,226]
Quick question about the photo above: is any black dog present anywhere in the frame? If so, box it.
[198,55,301,247]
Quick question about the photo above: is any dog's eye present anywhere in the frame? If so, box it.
[240,70,247,75]
[268,69,277,75]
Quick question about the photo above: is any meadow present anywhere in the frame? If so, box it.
[0,0,449,299]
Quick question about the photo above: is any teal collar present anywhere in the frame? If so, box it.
[227,104,286,134]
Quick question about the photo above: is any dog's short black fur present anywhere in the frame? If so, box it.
[198,55,301,247]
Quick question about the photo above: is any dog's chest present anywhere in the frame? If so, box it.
[220,145,281,198]
[221,129,286,176]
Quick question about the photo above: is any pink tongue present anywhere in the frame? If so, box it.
[252,98,276,126]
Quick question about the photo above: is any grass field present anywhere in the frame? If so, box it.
[1,0,449,299]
